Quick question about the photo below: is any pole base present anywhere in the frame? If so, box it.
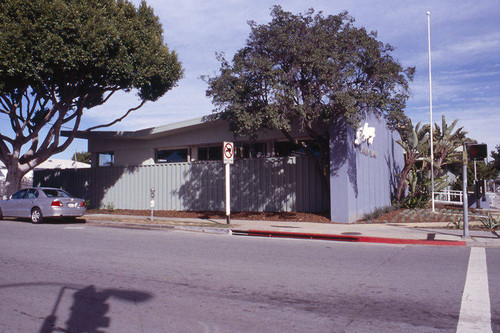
[226,215,230,225]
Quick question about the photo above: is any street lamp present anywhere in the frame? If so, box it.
[427,11,435,212]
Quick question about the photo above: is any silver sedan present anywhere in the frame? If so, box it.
[0,187,86,223]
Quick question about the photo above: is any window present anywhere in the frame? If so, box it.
[235,142,266,159]
[26,189,39,199]
[198,146,222,161]
[156,148,188,163]
[42,189,70,198]
[274,140,319,157]
[98,152,114,167]
[11,189,27,199]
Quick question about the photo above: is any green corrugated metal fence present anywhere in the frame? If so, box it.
[34,156,328,212]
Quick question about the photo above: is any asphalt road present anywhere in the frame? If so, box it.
[0,220,498,333]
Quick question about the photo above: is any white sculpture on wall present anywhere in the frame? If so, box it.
[354,122,376,146]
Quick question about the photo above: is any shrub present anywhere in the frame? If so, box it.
[478,213,500,230]
[401,195,429,209]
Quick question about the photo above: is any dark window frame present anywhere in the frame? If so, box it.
[11,189,28,199]
[155,148,189,164]
[97,152,114,167]
[198,145,223,161]
[234,142,267,159]
[274,140,319,157]
[26,189,39,199]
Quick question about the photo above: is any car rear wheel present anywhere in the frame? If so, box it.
[31,207,43,224]
[0,207,3,220]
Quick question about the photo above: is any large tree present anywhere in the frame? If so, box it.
[0,0,182,194]
[205,6,414,190]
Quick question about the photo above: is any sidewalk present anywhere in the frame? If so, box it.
[83,214,500,247]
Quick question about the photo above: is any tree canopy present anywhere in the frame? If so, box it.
[205,6,414,189]
[72,151,91,165]
[491,145,500,174]
[0,0,183,193]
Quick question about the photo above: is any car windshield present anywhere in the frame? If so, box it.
[42,189,71,198]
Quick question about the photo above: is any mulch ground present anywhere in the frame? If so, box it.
[361,205,492,224]
[362,208,460,224]
[87,209,333,223]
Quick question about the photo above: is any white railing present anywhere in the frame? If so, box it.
[434,190,463,205]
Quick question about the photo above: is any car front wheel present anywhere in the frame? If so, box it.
[31,207,43,224]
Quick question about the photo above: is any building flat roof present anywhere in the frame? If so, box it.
[62,114,221,140]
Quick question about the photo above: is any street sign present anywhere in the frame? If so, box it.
[223,142,234,224]
[467,143,487,160]
[223,141,234,164]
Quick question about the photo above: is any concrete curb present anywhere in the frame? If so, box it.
[233,229,467,246]
[83,218,499,247]
[85,220,232,235]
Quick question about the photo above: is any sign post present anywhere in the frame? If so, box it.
[223,142,234,224]
[468,143,488,209]
[462,144,469,238]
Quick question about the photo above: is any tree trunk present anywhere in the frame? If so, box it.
[395,159,415,202]
[4,167,25,196]
[395,167,409,202]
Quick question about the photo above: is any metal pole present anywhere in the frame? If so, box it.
[474,160,477,182]
[474,160,480,208]
[427,12,435,212]
[150,188,155,221]
[225,162,231,224]
[463,144,469,238]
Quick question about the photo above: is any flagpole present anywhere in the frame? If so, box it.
[427,11,435,212]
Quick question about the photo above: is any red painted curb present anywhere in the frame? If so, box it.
[233,230,466,247]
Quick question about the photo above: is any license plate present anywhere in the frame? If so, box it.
[68,203,76,208]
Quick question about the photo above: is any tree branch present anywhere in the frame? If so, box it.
[31,105,85,167]
[33,105,67,156]
[9,103,22,136]
[0,95,12,113]
[20,104,84,172]
[0,136,12,164]
[84,99,147,132]
[0,133,14,145]
[101,89,118,104]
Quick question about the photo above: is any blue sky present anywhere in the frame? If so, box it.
[6,0,500,160]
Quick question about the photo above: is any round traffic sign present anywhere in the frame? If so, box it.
[224,142,234,159]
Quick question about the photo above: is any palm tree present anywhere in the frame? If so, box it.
[395,123,429,202]
[432,116,467,170]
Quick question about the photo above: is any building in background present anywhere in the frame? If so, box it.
[1,159,90,196]
[35,114,404,223]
